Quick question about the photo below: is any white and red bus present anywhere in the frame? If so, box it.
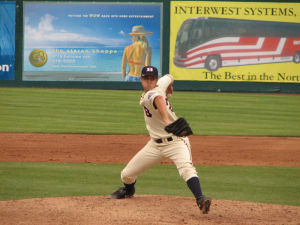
[173,17,300,71]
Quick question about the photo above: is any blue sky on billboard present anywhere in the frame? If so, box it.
[0,1,16,55]
[24,2,162,48]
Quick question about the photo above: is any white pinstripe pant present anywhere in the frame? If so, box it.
[121,136,198,184]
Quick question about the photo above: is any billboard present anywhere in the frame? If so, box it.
[170,1,300,83]
[0,1,16,80]
[23,2,162,81]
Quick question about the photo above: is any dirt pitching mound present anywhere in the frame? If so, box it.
[1,133,300,224]
[1,195,300,225]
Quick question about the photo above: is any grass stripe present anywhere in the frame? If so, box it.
[1,88,300,136]
[1,162,299,206]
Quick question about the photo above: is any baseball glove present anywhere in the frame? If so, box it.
[165,117,193,137]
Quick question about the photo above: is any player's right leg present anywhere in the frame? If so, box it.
[108,140,163,199]
[164,138,212,213]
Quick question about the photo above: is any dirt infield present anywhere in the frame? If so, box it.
[1,133,300,225]
[2,133,300,166]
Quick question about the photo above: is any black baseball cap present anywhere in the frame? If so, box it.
[141,66,158,78]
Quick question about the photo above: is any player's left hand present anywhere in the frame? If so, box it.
[165,117,193,137]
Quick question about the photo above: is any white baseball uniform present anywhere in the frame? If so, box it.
[121,74,198,184]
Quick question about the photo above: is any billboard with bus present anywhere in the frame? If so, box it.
[170,1,300,83]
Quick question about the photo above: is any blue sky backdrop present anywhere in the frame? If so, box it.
[0,1,15,80]
[0,1,15,55]
[24,2,162,48]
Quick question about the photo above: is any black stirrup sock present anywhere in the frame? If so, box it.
[124,181,135,192]
[186,176,203,199]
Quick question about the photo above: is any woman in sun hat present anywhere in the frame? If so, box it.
[122,25,153,82]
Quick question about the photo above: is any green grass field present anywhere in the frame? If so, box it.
[1,162,299,206]
[1,87,300,136]
[1,87,300,205]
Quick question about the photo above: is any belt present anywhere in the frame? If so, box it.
[155,137,173,143]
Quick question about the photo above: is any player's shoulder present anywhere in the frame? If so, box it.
[140,89,162,105]
[145,89,161,100]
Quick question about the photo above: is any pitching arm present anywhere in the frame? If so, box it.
[154,95,171,125]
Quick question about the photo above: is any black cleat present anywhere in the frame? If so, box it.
[196,196,212,214]
[108,186,135,199]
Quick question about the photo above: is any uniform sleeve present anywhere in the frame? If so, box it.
[141,74,173,109]
[146,91,162,110]
[156,74,173,92]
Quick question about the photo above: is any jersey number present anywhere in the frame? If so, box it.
[143,106,152,117]
[166,99,173,112]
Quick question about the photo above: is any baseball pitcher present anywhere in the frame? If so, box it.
[108,66,211,214]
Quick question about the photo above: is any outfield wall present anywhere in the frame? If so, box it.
[1,0,300,93]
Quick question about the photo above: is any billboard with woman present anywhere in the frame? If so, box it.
[23,2,162,81]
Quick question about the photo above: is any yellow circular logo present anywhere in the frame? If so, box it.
[29,49,47,67]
